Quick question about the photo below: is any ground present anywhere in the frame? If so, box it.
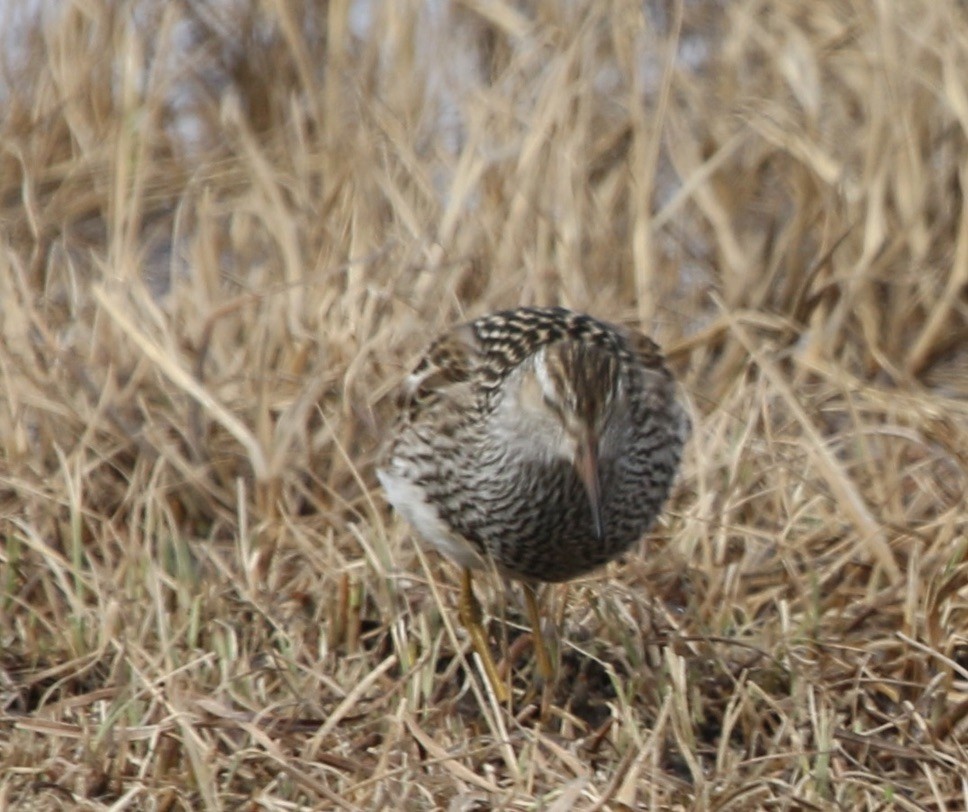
[1,1,967,809]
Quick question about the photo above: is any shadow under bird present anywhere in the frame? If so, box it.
[378,306,688,702]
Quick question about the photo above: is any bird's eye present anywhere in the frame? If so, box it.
[542,394,563,417]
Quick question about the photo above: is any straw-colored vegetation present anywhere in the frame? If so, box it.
[2,0,967,808]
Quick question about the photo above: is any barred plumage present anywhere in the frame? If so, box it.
[380,306,688,582]
[378,306,688,699]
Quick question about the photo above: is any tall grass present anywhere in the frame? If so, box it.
[1,1,966,808]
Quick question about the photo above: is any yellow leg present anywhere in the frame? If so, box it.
[458,569,508,703]
[524,583,555,683]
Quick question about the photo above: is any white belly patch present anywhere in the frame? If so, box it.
[377,468,486,570]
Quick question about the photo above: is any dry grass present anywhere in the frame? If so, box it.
[2,0,967,809]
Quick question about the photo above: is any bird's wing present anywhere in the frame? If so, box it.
[615,323,662,367]
[397,322,481,419]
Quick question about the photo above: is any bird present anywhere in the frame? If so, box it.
[378,306,688,702]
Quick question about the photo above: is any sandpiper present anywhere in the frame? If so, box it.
[379,306,688,701]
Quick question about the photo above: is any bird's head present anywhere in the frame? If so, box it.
[506,339,623,541]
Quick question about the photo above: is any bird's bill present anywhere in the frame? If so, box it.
[576,432,605,541]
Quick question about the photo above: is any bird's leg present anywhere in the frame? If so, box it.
[458,568,508,703]
[523,583,555,683]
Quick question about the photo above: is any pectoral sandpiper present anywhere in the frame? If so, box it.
[378,306,688,702]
